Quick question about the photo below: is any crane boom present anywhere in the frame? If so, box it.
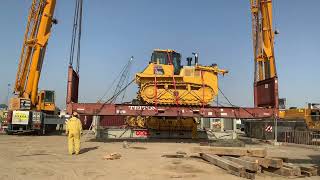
[251,0,277,80]
[15,0,42,96]
[250,0,278,108]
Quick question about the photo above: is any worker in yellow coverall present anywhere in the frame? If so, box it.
[66,112,83,155]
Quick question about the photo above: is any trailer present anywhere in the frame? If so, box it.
[66,102,277,139]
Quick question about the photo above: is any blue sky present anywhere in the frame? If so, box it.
[0,0,319,108]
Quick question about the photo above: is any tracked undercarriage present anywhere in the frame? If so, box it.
[138,78,215,106]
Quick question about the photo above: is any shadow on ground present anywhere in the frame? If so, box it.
[130,146,147,150]
[80,146,99,154]
[17,153,53,157]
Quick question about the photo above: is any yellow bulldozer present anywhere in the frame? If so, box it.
[127,49,227,138]
[136,49,227,106]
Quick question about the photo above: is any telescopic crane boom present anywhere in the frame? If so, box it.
[250,1,319,131]
[250,0,278,108]
[11,0,56,112]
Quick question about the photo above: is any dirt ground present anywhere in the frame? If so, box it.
[0,134,319,180]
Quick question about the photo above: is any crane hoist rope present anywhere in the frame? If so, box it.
[69,0,83,74]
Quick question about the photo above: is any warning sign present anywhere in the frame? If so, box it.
[12,111,30,125]
[265,125,273,132]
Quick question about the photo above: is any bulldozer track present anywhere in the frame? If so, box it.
[138,79,214,106]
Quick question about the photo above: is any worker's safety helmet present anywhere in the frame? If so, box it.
[72,112,79,117]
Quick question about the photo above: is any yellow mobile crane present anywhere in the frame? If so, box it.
[7,0,58,134]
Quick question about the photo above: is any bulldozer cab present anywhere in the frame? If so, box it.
[151,50,181,75]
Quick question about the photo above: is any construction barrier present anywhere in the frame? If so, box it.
[281,131,320,147]
[243,119,308,141]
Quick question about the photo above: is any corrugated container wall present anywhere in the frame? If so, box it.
[79,115,126,129]
[100,116,126,127]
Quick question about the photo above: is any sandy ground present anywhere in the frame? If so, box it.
[0,134,319,180]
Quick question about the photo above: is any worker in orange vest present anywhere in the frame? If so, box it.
[66,112,83,155]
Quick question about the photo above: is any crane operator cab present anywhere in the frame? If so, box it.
[37,90,56,113]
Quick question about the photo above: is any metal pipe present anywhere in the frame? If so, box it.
[192,52,198,65]
[186,57,192,66]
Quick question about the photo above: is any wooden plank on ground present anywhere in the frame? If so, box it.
[240,156,283,168]
[315,165,320,176]
[192,146,266,157]
[263,167,296,177]
[200,153,255,179]
[301,170,312,177]
[266,157,283,168]
[222,156,260,172]
[229,170,256,180]
[299,165,317,176]
[283,163,301,176]
[298,164,318,176]
[246,148,267,157]
[271,156,289,163]
[201,153,245,173]
[243,172,256,180]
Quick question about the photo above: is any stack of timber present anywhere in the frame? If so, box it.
[191,146,319,179]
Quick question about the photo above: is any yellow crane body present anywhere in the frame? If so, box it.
[10,0,56,112]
